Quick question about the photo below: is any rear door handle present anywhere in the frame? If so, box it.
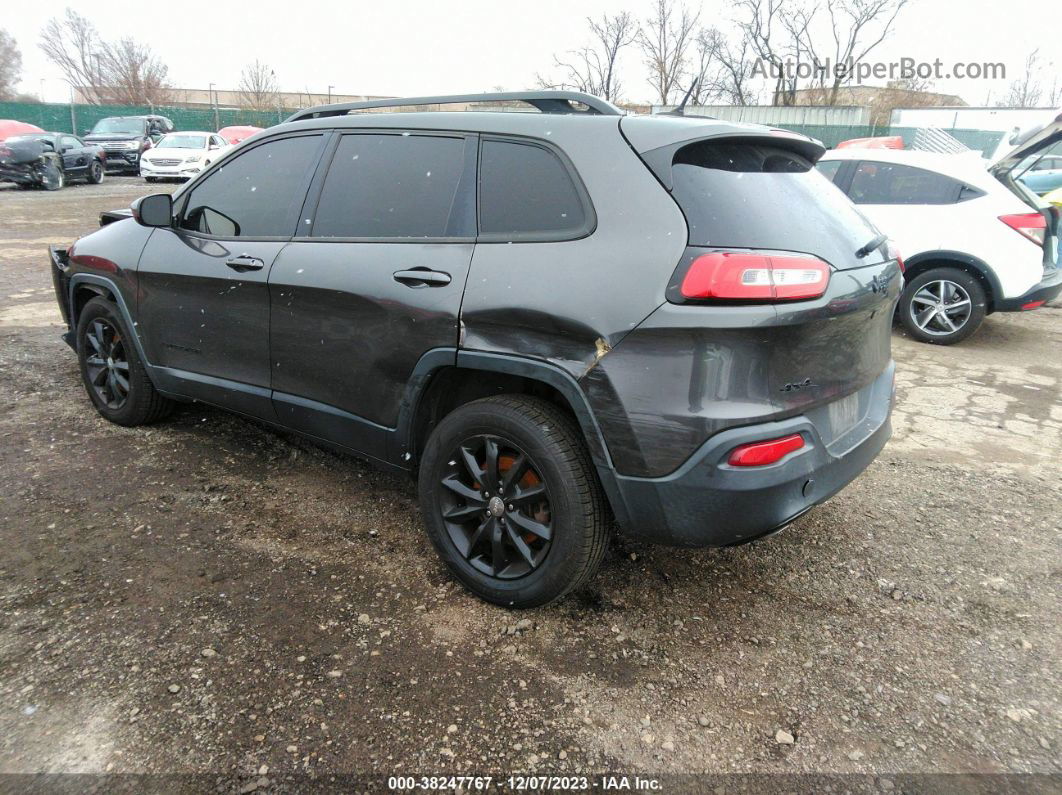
[393,268,451,287]
[226,255,264,272]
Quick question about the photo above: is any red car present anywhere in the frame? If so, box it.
[217,125,263,145]
[0,119,45,142]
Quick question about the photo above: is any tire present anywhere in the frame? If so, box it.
[418,395,609,608]
[41,159,64,191]
[145,176,158,183]
[76,297,175,426]
[899,267,986,345]
[87,160,105,184]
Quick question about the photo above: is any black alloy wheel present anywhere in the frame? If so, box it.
[418,395,609,608]
[83,318,130,410]
[438,434,554,580]
[76,296,175,425]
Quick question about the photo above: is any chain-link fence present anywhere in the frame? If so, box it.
[0,101,291,136]
[0,101,1008,157]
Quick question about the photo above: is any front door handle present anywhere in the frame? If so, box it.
[226,255,264,272]
[393,268,451,287]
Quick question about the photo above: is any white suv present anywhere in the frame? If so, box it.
[818,116,1061,344]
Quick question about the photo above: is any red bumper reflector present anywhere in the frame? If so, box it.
[727,434,805,467]
[1021,300,1045,310]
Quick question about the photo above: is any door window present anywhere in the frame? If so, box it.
[61,135,80,151]
[478,138,590,239]
[311,133,471,238]
[848,161,965,204]
[179,135,323,238]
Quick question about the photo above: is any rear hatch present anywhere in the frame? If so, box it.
[988,110,1062,268]
[616,118,901,468]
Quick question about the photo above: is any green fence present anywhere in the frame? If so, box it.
[0,101,291,136]
[0,101,1008,157]
[766,123,1005,157]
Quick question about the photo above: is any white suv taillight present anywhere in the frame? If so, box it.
[999,212,1047,246]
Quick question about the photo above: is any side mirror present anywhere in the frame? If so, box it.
[132,194,173,228]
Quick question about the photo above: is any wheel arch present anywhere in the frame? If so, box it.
[902,251,1001,313]
[68,274,153,375]
[396,350,630,527]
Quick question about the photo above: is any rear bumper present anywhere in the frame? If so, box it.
[996,267,1062,311]
[0,164,39,185]
[610,364,894,547]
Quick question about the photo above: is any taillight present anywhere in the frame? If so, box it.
[680,251,831,302]
[727,434,805,467]
[999,213,1046,246]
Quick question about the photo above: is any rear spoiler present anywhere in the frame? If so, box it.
[630,129,826,192]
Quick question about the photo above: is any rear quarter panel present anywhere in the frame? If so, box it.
[460,118,687,379]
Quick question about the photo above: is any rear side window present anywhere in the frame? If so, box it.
[815,159,842,183]
[180,135,322,237]
[312,133,470,238]
[671,140,880,269]
[478,139,589,239]
[849,161,965,204]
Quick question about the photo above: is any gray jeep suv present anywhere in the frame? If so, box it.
[49,91,901,608]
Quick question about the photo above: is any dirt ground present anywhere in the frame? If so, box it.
[0,179,1059,791]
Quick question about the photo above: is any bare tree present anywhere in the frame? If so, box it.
[639,0,700,105]
[38,9,105,101]
[538,12,638,102]
[39,10,170,105]
[238,59,280,110]
[735,0,808,105]
[998,49,1048,108]
[690,26,758,106]
[0,29,22,100]
[99,38,171,105]
[802,0,910,105]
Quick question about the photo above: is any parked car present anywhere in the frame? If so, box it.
[818,118,1062,344]
[84,115,174,173]
[0,136,64,190]
[218,125,263,145]
[0,119,44,141]
[49,91,902,608]
[1015,150,1062,196]
[2,132,105,188]
[141,132,231,182]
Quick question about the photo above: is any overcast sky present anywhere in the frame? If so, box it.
[5,0,1060,107]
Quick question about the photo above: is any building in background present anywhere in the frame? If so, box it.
[783,83,966,127]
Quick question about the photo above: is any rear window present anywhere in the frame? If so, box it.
[671,141,881,269]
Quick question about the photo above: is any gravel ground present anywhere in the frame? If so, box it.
[0,179,1059,791]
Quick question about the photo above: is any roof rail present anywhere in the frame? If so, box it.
[285,91,623,123]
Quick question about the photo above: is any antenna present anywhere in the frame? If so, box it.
[660,79,699,117]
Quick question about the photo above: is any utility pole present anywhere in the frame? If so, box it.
[328,85,334,103]
[209,82,220,130]
[69,84,77,135]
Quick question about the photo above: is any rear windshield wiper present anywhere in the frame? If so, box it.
[855,233,888,259]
